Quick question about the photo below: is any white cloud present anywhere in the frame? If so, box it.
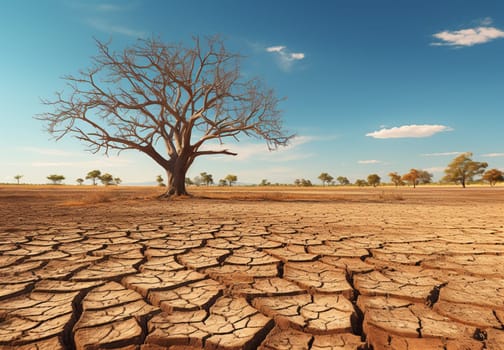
[87,18,145,38]
[266,46,286,53]
[200,135,314,162]
[366,124,453,139]
[482,153,504,157]
[421,151,463,157]
[290,53,305,60]
[265,45,305,71]
[358,160,381,164]
[432,26,504,47]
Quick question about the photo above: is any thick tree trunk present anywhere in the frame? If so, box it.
[161,169,188,198]
[158,155,192,199]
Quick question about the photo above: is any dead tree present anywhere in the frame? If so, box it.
[38,37,293,197]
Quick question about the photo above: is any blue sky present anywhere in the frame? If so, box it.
[1,0,504,185]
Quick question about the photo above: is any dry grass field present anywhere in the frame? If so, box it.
[1,185,504,349]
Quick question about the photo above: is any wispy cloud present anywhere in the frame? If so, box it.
[366,124,453,139]
[481,153,504,157]
[201,135,315,162]
[87,18,145,38]
[266,45,305,71]
[477,17,494,26]
[421,151,463,157]
[432,19,504,47]
[266,46,285,53]
[20,147,73,157]
[358,160,381,164]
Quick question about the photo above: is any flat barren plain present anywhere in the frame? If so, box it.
[1,185,504,350]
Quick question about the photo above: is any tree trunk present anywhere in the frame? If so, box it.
[161,169,188,198]
[159,156,190,198]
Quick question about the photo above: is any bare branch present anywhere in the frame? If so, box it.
[37,36,293,196]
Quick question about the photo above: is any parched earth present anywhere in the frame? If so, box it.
[1,187,504,349]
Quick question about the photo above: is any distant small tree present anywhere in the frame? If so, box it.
[294,178,312,186]
[184,177,193,186]
[114,177,122,185]
[218,179,228,186]
[367,174,381,187]
[200,172,214,186]
[442,152,487,188]
[86,170,101,186]
[225,174,238,186]
[355,179,367,187]
[388,172,404,187]
[76,178,84,185]
[482,169,504,187]
[259,179,271,186]
[193,176,203,186]
[301,178,312,187]
[402,169,432,188]
[14,174,23,185]
[418,170,433,185]
[100,173,114,186]
[402,170,417,188]
[47,174,65,185]
[336,176,350,186]
[318,172,333,186]
[156,175,165,187]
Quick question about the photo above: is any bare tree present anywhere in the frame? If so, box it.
[38,37,292,197]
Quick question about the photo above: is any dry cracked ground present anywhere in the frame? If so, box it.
[1,186,504,350]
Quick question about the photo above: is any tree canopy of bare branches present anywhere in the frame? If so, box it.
[38,36,293,197]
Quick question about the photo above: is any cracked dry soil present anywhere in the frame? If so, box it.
[1,187,504,350]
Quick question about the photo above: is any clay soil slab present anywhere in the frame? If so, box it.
[146,296,273,349]
[74,317,143,350]
[122,270,207,297]
[231,278,305,298]
[353,269,444,302]
[253,294,356,334]
[283,261,353,297]
[148,278,224,312]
